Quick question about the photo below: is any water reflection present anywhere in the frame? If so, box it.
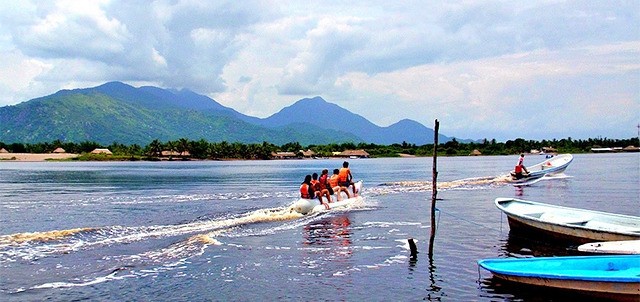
[515,186,524,196]
[499,231,581,258]
[301,214,354,271]
[424,256,444,301]
[303,215,352,248]
[479,275,606,302]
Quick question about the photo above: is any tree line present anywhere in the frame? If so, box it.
[1,136,638,160]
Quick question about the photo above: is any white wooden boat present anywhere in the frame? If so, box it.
[578,240,640,255]
[292,181,363,214]
[495,198,640,243]
[478,255,640,299]
[511,153,573,179]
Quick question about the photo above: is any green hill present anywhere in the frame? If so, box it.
[0,83,360,145]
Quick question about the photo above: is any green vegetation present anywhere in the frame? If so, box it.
[0,88,361,146]
[1,136,638,160]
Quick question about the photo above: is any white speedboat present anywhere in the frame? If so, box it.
[510,154,573,179]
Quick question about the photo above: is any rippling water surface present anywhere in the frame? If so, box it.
[0,153,638,301]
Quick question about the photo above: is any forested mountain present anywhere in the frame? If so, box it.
[0,82,453,145]
[259,97,450,144]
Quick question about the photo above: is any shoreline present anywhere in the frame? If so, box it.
[0,153,79,161]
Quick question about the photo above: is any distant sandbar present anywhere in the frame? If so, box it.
[0,153,79,161]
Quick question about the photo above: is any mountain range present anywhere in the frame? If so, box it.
[0,82,454,146]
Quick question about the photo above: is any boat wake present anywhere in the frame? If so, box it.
[375,173,571,194]
[375,176,509,194]
[0,206,309,263]
[0,198,374,293]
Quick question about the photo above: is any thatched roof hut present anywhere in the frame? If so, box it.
[300,149,316,158]
[161,150,191,157]
[52,147,66,153]
[337,149,370,158]
[161,150,181,157]
[272,151,297,159]
[0,148,8,153]
[623,145,640,152]
[470,149,482,156]
[90,148,113,155]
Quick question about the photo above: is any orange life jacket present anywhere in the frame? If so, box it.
[329,174,339,187]
[514,165,523,173]
[319,174,329,190]
[338,167,350,182]
[300,183,311,199]
[310,179,321,192]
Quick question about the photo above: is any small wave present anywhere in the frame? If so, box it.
[114,231,225,266]
[540,173,571,180]
[363,221,424,228]
[30,268,134,290]
[0,227,95,245]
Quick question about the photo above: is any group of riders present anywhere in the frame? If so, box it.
[300,161,358,206]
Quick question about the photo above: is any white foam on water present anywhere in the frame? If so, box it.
[0,206,306,264]
[31,269,135,289]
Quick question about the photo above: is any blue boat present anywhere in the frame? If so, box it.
[478,255,640,299]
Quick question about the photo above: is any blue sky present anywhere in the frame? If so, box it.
[0,1,638,141]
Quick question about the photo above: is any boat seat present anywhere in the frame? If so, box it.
[538,212,592,225]
[524,212,544,219]
[584,221,640,233]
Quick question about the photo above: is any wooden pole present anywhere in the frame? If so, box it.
[428,119,439,257]
[408,238,418,261]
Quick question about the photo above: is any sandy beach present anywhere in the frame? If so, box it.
[0,153,79,161]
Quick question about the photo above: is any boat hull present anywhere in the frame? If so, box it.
[505,214,639,243]
[509,174,544,186]
[521,154,574,178]
[291,196,364,214]
[578,240,640,255]
[496,198,640,244]
[478,255,640,299]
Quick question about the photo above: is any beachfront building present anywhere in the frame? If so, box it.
[90,148,113,155]
[300,149,316,158]
[336,149,370,158]
[272,151,297,159]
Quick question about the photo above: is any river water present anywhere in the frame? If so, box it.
[0,153,638,301]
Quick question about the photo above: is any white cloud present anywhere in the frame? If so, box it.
[0,0,638,140]
[0,50,53,104]
[334,42,640,140]
[14,0,130,59]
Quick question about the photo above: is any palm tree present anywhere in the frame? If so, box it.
[166,140,176,157]
[219,141,230,159]
[177,138,190,157]
[147,139,162,157]
[190,139,209,159]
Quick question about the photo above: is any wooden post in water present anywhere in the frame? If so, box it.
[428,119,439,257]
[408,238,418,261]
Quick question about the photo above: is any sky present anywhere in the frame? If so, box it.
[0,1,638,142]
